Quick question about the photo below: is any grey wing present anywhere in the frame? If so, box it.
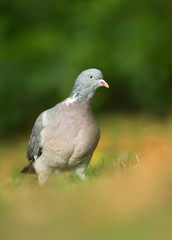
[27,112,44,161]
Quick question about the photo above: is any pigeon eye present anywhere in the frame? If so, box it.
[89,75,93,79]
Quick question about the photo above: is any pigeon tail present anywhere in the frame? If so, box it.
[21,161,36,174]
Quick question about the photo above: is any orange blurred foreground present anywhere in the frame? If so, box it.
[0,115,172,240]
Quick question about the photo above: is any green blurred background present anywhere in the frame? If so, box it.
[0,0,172,136]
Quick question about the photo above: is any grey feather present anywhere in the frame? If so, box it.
[27,113,44,161]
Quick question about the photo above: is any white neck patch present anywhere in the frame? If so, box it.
[65,94,78,104]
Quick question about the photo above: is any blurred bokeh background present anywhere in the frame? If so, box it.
[0,0,172,136]
[1,1,172,240]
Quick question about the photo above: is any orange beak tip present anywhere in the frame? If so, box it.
[105,83,109,88]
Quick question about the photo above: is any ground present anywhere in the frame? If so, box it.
[0,114,172,240]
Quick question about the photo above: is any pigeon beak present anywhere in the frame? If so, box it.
[98,79,109,88]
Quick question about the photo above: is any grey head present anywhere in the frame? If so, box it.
[70,68,109,102]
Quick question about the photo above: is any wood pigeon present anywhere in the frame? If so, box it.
[21,68,109,185]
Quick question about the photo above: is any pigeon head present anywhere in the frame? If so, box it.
[70,68,109,101]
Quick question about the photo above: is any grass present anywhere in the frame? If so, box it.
[0,114,172,240]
